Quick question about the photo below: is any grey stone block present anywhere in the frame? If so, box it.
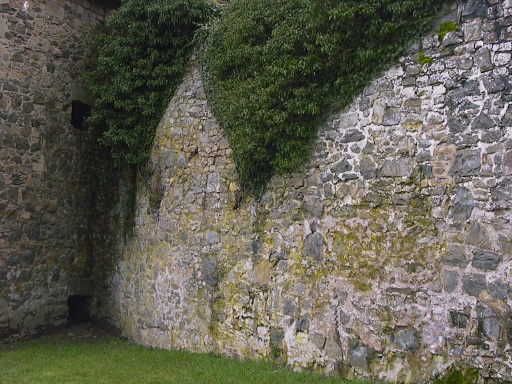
[203,257,218,286]
[383,108,400,126]
[304,196,324,218]
[443,245,469,267]
[450,188,474,221]
[331,159,352,174]
[482,75,507,94]
[442,270,460,292]
[477,305,502,340]
[296,315,309,332]
[450,149,481,176]
[206,230,219,244]
[488,279,511,301]
[303,232,324,261]
[466,222,493,250]
[471,113,495,130]
[349,340,372,370]
[472,251,502,270]
[381,159,413,177]
[463,274,487,297]
[341,129,365,143]
[450,310,469,328]
[360,157,377,179]
[392,328,421,352]
[475,47,493,71]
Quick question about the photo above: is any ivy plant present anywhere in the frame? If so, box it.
[86,0,450,197]
[202,0,449,195]
[85,0,215,167]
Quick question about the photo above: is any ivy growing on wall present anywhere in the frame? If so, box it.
[86,0,449,197]
[202,0,448,195]
[85,0,215,167]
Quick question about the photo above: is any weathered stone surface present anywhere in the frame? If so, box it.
[477,305,502,340]
[475,47,493,71]
[502,105,512,128]
[383,108,400,126]
[360,157,377,179]
[339,112,359,128]
[331,159,352,174]
[450,310,469,328]
[325,326,343,361]
[495,151,512,176]
[303,232,324,261]
[491,178,512,206]
[463,21,482,41]
[450,149,482,176]
[442,270,460,292]
[481,127,504,143]
[443,245,469,267]
[450,188,474,221]
[392,328,421,353]
[203,257,218,286]
[48,1,512,382]
[1,0,115,342]
[461,0,488,20]
[0,4,15,13]
[447,111,465,134]
[465,222,493,250]
[472,113,495,130]
[304,196,324,218]
[488,279,511,301]
[348,340,372,370]
[296,315,310,332]
[0,0,506,382]
[206,230,220,245]
[463,274,488,297]
[443,31,463,46]
[270,327,285,357]
[283,297,297,316]
[380,159,412,177]
[341,129,365,143]
[472,251,502,270]
[482,75,508,94]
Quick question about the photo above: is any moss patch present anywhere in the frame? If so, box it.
[433,365,479,384]
[438,21,458,43]
[419,51,434,65]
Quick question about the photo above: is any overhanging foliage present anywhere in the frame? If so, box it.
[86,0,449,196]
[202,0,448,195]
[85,0,215,167]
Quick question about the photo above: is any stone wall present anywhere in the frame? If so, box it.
[0,0,115,340]
[97,1,512,382]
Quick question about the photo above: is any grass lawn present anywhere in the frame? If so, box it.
[0,328,360,384]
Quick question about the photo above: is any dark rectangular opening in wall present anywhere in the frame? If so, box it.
[71,100,91,131]
[68,295,93,323]
[91,0,121,7]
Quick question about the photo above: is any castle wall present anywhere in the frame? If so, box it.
[98,1,512,382]
[0,0,114,340]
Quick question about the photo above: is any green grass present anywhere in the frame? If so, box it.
[0,336,359,384]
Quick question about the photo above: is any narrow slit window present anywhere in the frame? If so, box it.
[71,100,91,131]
